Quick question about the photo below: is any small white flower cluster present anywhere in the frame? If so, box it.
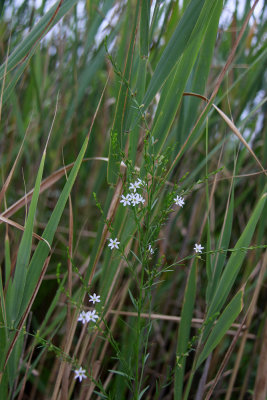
[77,293,100,325]
[120,178,145,207]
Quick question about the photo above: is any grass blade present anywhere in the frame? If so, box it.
[174,261,197,400]
[142,0,208,111]
[196,288,244,369]
[0,0,78,80]
[6,151,46,324]
[204,187,267,336]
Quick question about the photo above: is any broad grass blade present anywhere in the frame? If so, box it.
[142,0,214,112]
[204,187,266,337]
[149,1,221,156]
[16,135,90,326]
[6,151,46,324]
[0,0,78,80]
[179,1,223,142]
[196,289,244,369]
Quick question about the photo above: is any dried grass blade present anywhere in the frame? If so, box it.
[254,316,267,399]
[168,0,260,174]
[213,104,266,176]
[0,215,50,249]
[0,158,110,221]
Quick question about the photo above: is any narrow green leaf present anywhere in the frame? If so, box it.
[140,1,149,57]
[1,59,29,107]
[206,186,234,303]
[107,1,140,184]
[142,0,212,111]
[0,0,78,80]
[7,151,46,324]
[205,187,266,334]
[16,135,90,326]
[196,289,244,369]
[179,0,223,142]
[0,270,8,371]
[138,385,149,400]
[4,235,11,285]
[0,1,78,107]
[128,0,150,163]
[7,327,24,388]
[149,0,220,156]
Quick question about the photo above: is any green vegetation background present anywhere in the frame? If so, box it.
[0,1,266,399]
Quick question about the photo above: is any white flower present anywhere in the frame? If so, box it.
[130,193,139,206]
[194,243,204,253]
[129,179,144,192]
[135,178,144,188]
[129,182,138,192]
[136,193,145,204]
[129,193,145,206]
[78,311,87,324]
[148,244,154,254]
[74,367,87,382]
[86,310,99,323]
[108,238,120,249]
[174,196,185,207]
[120,194,131,206]
[89,293,100,304]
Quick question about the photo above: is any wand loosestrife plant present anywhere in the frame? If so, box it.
[0,1,266,399]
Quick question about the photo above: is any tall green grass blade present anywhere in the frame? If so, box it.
[66,46,107,123]
[169,31,267,171]
[7,326,24,390]
[148,1,161,47]
[1,59,29,107]
[83,0,115,55]
[4,235,11,285]
[150,1,221,156]
[2,150,46,388]
[0,270,8,370]
[37,275,67,338]
[0,0,5,17]
[6,151,46,324]
[206,186,235,303]
[128,0,149,163]
[204,187,266,336]
[142,0,214,112]
[179,0,223,142]
[140,1,149,58]
[107,1,140,184]
[174,261,197,400]
[16,134,90,326]
[205,121,212,284]
[196,289,244,369]
[0,0,78,80]
[9,91,25,139]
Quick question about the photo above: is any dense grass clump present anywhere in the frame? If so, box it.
[0,1,266,399]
